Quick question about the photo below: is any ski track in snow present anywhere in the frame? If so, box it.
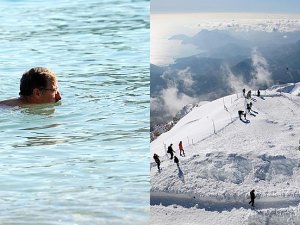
[151,191,300,212]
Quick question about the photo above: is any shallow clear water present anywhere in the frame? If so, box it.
[0,0,149,224]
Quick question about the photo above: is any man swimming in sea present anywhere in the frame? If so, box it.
[0,67,61,107]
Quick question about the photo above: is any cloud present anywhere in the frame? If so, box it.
[157,60,271,117]
[161,67,194,89]
[222,64,251,92]
[222,55,273,93]
[195,16,300,33]
[250,48,273,87]
[177,67,194,89]
[161,87,196,116]
[157,67,198,116]
[150,97,161,111]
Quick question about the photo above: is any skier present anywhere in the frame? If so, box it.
[153,153,161,171]
[242,88,246,97]
[167,144,175,160]
[248,189,256,207]
[257,90,260,97]
[174,155,179,166]
[179,141,185,157]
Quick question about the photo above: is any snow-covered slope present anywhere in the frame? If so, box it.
[150,103,202,141]
[150,83,300,225]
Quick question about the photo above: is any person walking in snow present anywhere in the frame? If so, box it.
[257,90,260,97]
[174,155,179,166]
[246,103,251,113]
[247,90,251,99]
[242,88,246,98]
[248,189,256,207]
[238,110,244,120]
[179,141,185,157]
[153,153,161,171]
[167,144,175,160]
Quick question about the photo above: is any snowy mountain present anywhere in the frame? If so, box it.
[151,32,300,128]
[150,83,300,225]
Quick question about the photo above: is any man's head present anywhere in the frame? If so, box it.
[19,67,61,104]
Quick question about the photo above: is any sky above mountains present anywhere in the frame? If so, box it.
[151,0,300,14]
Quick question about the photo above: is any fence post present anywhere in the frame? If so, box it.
[211,119,216,134]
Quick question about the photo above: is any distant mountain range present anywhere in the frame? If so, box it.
[151,29,300,129]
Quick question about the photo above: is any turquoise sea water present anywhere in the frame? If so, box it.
[0,0,149,224]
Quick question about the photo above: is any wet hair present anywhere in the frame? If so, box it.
[19,67,57,96]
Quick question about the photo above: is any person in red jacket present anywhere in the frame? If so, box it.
[179,141,185,157]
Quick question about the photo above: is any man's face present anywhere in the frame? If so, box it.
[38,80,61,104]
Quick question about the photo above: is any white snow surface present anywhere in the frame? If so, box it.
[150,83,300,225]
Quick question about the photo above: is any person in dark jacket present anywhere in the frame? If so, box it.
[179,141,185,157]
[247,90,251,99]
[167,144,175,159]
[246,103,251,113]
[257,90,260,97]
[153,153,161,171]
[248,189,256,207]
[242,88,246,97]
[238,110,244,120]
[174,155,179,166]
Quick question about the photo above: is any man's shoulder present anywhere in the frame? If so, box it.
[0,98,22,107]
